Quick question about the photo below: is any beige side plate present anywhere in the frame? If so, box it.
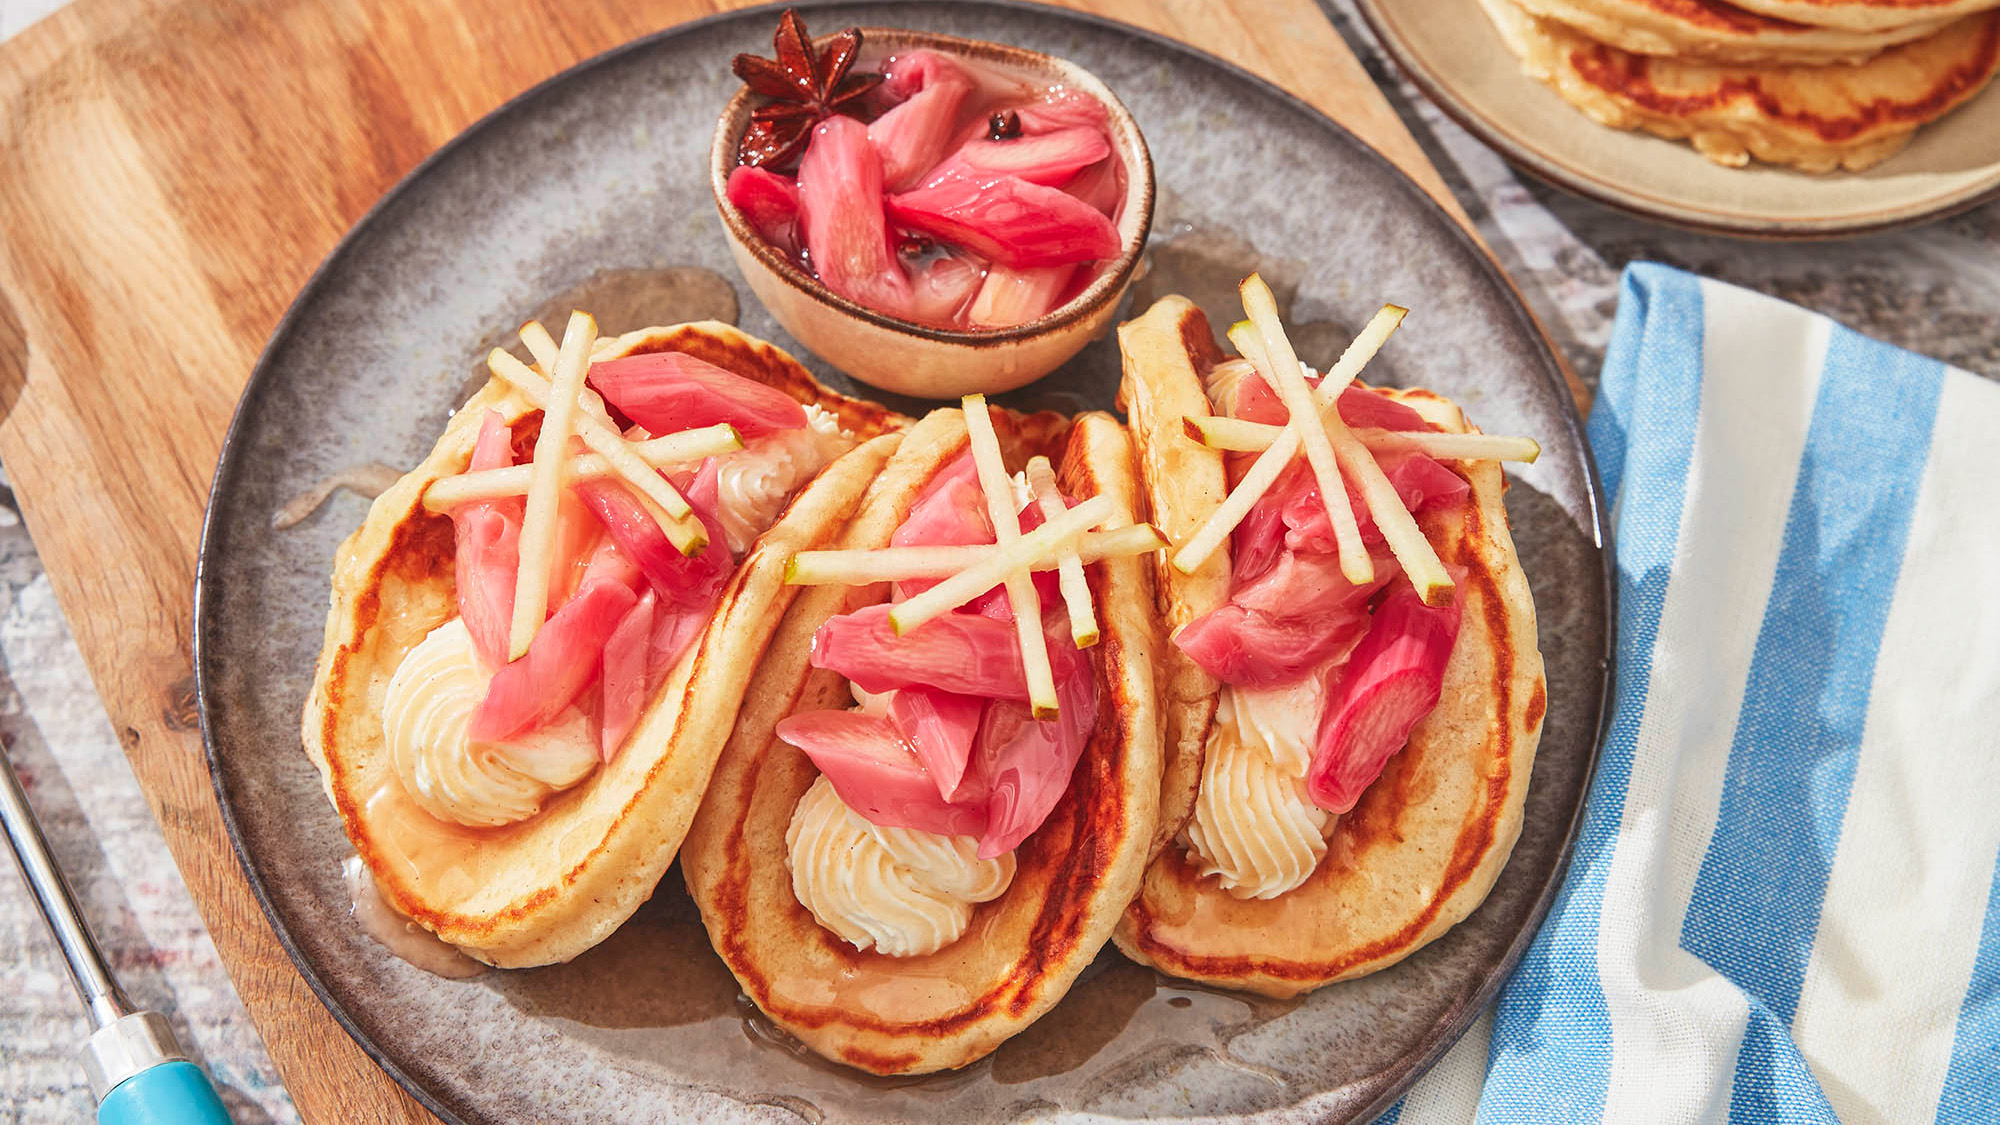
[1357,0,2000,237]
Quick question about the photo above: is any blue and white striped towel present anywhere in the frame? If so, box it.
[1381,263,2000,1125]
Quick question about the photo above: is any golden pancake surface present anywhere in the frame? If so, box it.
[1111,296,1546,999]
[1728,0,2000,30]
[1114,296,1231,861]
[679,408,1165,1075]
[1514,0,1954,62]
[1484,0,2000,170]
[303,322,903,968]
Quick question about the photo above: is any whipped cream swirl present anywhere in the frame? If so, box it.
[1225,673,1327,777]
[1202,357,1259,417]
[1182,683,1332,900]
[381,619,598,828]
[786,776,1014,957]
[708,406,853,554]
[1203,356,1322,419]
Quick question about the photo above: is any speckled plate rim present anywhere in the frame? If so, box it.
[1351,0,2000,239]
[191,3,1615,1122]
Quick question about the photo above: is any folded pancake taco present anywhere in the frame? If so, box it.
[1112,290,1547,999]
[303,315,903,968]
[680,403,1165,1074]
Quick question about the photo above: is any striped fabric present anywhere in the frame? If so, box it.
[1382,263,2000,1125]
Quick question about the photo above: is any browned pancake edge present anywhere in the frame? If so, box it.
[1110,297,1546,999]
[303,322,907,967]
[679,408,1166,1075]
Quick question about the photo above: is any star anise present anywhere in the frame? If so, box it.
[732,10,884,170]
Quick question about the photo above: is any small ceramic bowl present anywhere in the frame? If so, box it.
[711,27,1154,399]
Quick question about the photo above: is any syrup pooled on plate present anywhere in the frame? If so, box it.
[728,22,1127,331]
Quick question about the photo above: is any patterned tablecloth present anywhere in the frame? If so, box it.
[3,1,1996,1122]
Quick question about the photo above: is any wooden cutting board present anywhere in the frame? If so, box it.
[0,1,1510,1121]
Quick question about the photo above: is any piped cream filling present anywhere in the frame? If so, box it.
[381,619,598,828]
[706,406,852,554]
[1181,684,1331,900]
[1227,673,1329,777]
[1202,356,1258,416]
[785,776,1014,958]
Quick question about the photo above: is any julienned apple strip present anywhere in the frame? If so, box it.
[423,425,743,510]
[887,493,1115,636]
[508,311,598,659]
[1182,415,1540,464]
[1170,301,1406,575]
[1229,280,1372,586]
[1025,454,1100,649]
[484,349,705,552]
[785,524,1163,585]
[960,395,1060,719]
[1241,289,1455,607]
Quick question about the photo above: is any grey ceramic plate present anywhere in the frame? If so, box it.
[194,3,1610,1122]
[1353,0,2000,238]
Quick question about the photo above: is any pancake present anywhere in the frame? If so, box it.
[1512,0,1953,64]
[1111,296,1545,999]
[1115,296,1231,859]
[1485,0,2000,170]
[303,321,905,968]
[1729,0,2000,31]
[680,407,1164,1075]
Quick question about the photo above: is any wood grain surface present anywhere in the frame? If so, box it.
[0,1,1484,1121]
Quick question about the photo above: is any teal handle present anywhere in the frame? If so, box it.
[96,1061,234,1125]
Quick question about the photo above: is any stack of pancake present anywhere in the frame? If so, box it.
[1478,0,2000,171]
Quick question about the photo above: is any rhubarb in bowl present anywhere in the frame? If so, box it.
[711,14,1154,398]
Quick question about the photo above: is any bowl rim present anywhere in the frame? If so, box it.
[709,24,1156,346]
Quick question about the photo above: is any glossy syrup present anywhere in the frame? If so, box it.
[460,266,743,403]
[483,871,1308,1122]
[503,266,740,348]
[279,266,740,529]
[272,462,404,530]
[343,856,485,980]
[1127,201,1354,367]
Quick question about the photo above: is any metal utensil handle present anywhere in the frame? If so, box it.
[0,745,131,1029]
[0,747,234,1121]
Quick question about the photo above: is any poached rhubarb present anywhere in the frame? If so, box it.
[449,411,524,670]
[778,709,990,839]
[588,351,807,438]
[598,590,658,761]
[886,174,1119,269]
[470,570,639,744]
[810,603,1032,700]
[868,50,975,190]
[921,126,1110,188]
[726,35,1126,329]
[797,116,914,317]
[1176,549,1389,687]
[889,686,985,803]
[724,165,802,256]
[778,442,1109,860]
[1307,586,1461,813]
